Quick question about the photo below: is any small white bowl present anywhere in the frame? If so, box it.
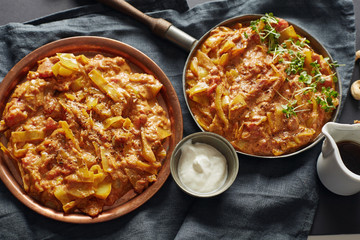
[170,132,239,197]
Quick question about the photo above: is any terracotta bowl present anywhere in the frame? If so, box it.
[0,36,183,223]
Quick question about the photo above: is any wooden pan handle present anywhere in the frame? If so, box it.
[98,0,171,37]
[97,0,197,51]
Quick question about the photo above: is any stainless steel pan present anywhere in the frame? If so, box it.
[99,0,341,158]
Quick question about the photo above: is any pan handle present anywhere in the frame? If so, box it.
[98,0,197,51]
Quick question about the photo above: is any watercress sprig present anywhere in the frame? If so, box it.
[251,13,280,51]
[281,100,298,118]
[316,87,338,112]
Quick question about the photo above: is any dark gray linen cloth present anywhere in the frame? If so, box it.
[0,0,355,239]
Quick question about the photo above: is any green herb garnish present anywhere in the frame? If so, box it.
[251,13,280,51]
[285,52,305,75]
[252,13,340,114]
[298,71,312,85]
[282,100,298,118]
[316,87,338,112]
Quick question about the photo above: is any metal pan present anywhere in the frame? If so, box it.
[99,0,341,158]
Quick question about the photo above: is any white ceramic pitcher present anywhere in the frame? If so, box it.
[317,122,360,196]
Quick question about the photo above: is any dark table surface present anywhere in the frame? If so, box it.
[0,0,360,236]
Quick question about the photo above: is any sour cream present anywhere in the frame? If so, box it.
[177,141,228,193]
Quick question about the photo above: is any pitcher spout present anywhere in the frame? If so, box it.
[322,122,360,144]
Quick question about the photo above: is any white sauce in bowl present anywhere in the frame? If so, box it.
[177,141,228,193]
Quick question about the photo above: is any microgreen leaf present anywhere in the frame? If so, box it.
[282,100,298,118]
[299,71,312,85]
[315,87,338,112]
[251,13,280,51]
[285,53,305,75]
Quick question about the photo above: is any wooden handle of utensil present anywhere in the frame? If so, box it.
[98,0,172,37]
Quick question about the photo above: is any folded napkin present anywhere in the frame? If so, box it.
[0,0,355,239]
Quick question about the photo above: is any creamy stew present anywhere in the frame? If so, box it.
[185,14,339,156]
[0,53,171,216]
